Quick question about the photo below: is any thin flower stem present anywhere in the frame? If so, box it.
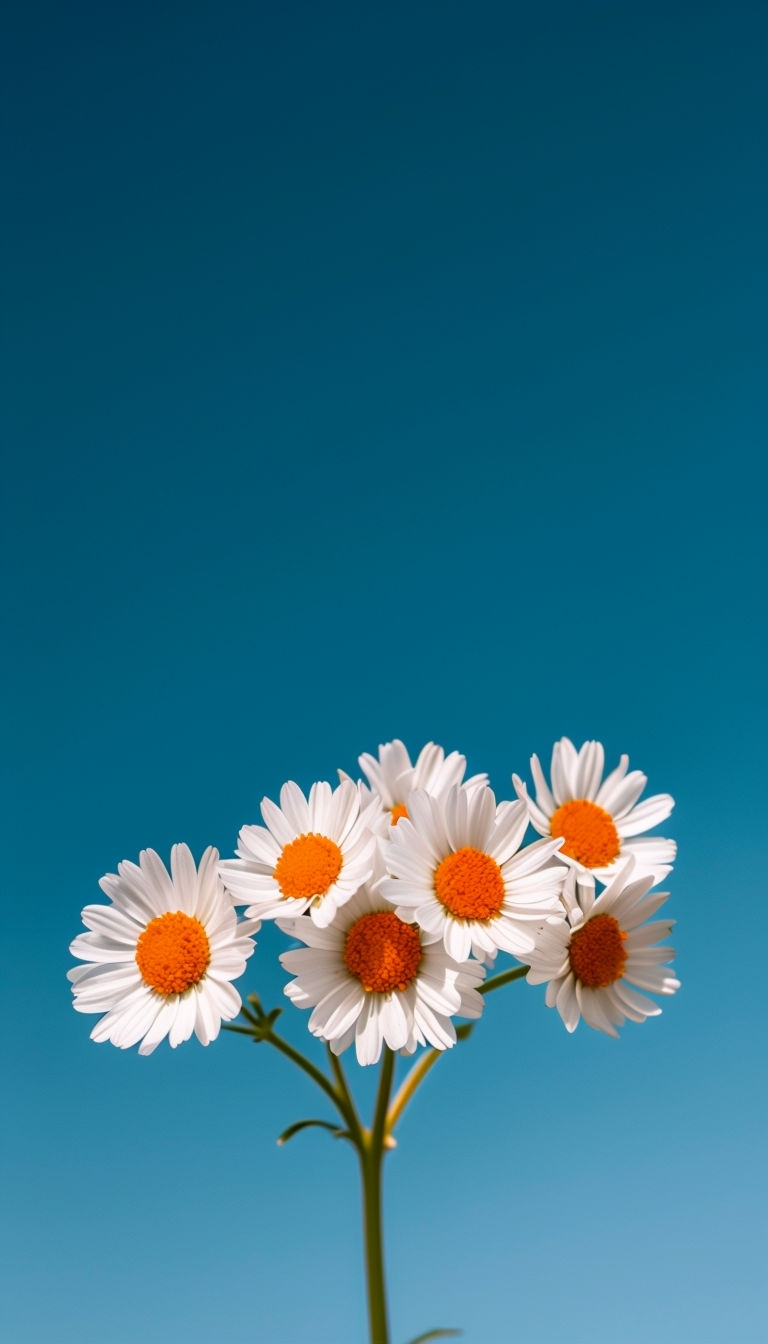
[359,1048,395,1344]
[371,1046,395,1152]
[262,1027,356,1132]
[232,1015,394,1342]
[386,967,529,1134]
[479,963,529,995]
[386,1044,442,1135]
[327,1046,364,1145]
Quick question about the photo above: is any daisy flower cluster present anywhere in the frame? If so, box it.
[514,737,679,1035]
[69,736,679,1058]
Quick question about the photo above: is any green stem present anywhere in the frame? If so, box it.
[387,967,530,1135]
[327,1045,364,1145]
[479,963,529,995]
[386,1044,439,1134]
[372,1046,395,1153]
[231,1010,394,1341]
[386,1022,474,1136]
[263,1027,357,1133]
[359,1048,395,1344]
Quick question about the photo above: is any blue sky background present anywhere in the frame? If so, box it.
[2,2,766,1341]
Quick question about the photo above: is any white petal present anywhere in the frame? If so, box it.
[577,741,605,800]
[168,844,199,914]
[598,769,646,818]
[617,794,675,836]
[261,795,298,846]
[594,755,630,809]
[529,755,556,815]
[443,918,473,963]
[168,991,197,1048]
[555,975,580,1032]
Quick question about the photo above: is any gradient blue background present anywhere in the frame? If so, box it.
[2,2,766,1342]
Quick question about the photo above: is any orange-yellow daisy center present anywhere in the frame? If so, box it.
[274,832,343,900]
[135,911,210,996]
[549,799,621,868]
[344,910,422,993]
[390,803,409,826]
[569,913,627,988]
[433,846,505,922]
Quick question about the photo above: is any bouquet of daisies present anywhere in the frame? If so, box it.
[69,738,679,1344]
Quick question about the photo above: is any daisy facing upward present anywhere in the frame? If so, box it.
[381,782,567,964]
[68,844,260,1055]
[219,778,377,928]
[525,859,679,1037]
[513,737,675,889]
[278,873,486,1065]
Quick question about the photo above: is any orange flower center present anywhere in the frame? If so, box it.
[344,911,422,993]
[274,832,344,900]
[135,911,210,996]
[569,913,628,988]
[390,803,409,825]
[433,846,505,921]
[549,799,621,868]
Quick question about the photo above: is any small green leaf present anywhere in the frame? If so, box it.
[404,1330,462,1344]
[276,1118,348,1146]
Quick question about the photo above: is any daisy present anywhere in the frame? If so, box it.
[380,783,566,964]
[525,860,679,1036]
[277,878,486,1065]
[68,845,260,1055]
[512,737,676,888]
[219,778,377,928]
[342,738,487,833]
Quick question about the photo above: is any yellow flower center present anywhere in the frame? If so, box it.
[549,799,621,868]
[274,832,343,900]
[344,911,423,993]
[390,803,409,825]
[569,913,628,987]
[433,846,505,921]
[135,911,210,996]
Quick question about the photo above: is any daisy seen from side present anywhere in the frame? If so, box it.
[68,844,260,1055]
[219,778,377,928]
[512,737,676,889]
[342,738,488,834]
[525,860,680,1037]
[380,783,567,964]
[278,874,486,1065]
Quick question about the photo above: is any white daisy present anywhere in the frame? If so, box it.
[68,845,260,1056]
[525,860,679,1036]
[219,779,377,928]
[380,783,566,963]
[278,879,485,1066]
[512,737,676,888]
[342,738,487,833]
